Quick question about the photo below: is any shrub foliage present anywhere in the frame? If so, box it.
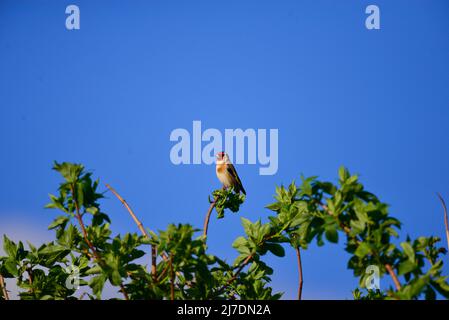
[0,162,448,300]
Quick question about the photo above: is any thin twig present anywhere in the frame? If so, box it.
[230,254,253,282]
[437,193,449,253]
[71,185,102,262]
[27,268,34,296]
[119,284,129,300]
[105,183,157,280]
[295,247,304,300]
[156,263,170,283]
[385,264,401,291]
[151,247,157,278]
[79,292,88,300]
[0,274,9,300]
[203,199,217,239]
[73,207,98,260]
[216,253,254,296]
[105,184,149,237]
[169,255,175,301]
[71,184,129,300]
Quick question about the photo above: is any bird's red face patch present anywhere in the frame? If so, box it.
[216,152,225,160]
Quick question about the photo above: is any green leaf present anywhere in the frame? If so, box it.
[234,254,248,266]
[346,175,358,185]
[3,235,17,258]
[48,216,69,230]
[354,204,370,225]
[385,227,398,237]
[431,277,449,298]
[232,236,247,249]
[401,242,415,261]
[27,241,37,253]
[89,274,107,299]
[350,219,366,235]
[398,260,416,275]
[110,269,122,286]
[338,166,349,182]
[259,223,271,238]
[241,217,252,236]
[45,194,66,211]
[265,202,281,212]
[53,162,84,183]
[39,244,68,255]
[265,243,285,257]
[4,259,18,277]
[325,228,339,243]
[354,242,372,258]
[86,207,99,215]
[76,182,84,207]
[38,244,70,266]
[408,275,430,298]
[85,265,102,275]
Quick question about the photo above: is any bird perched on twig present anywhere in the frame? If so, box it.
[215,151,246,195]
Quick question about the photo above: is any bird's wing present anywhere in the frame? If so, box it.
[227,163,246,194]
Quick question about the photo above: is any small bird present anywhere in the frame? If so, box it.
[215,151,246,195]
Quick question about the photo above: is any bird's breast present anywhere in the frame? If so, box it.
[216,164,232,187]
[216,163,226,173]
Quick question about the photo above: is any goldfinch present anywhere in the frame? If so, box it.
[215,152,246,195]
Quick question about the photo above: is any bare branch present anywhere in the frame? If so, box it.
[203,199,217,239]
[216,253,254,296]
[169,254,175,300]
[156,263,170,283]
[105,183,157,280]
[437,193,449,253]
[0,274,9,300]
[296,247,304,300]
[27,268,34,296]
[385,263,401,291]
[71,184,129,300]
[105,184,149,237]
[71,185,101,262]
[119,284,129,300]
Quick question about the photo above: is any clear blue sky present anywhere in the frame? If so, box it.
[1,0,448,299]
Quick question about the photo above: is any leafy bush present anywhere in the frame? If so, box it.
[0,162,448,300]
